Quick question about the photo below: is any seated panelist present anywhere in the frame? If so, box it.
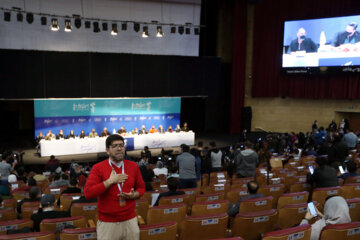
[56,129,66,139]
[67,130,76,139]
[158,125,165,134]
[101,127,110,137]
[139,125,148,135]
[288,28,317,53]
[79,130,86,139]
[45,130,55,140]
[117,126,127,135]
[149,125,158,134]
[88,128,98,138]
[333,22,360,47]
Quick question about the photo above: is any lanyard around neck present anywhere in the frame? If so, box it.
[108,158,125,193]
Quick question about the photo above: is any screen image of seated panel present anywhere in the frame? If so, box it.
[282,14,360,68]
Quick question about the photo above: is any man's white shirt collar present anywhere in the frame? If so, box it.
[110,158,123,168]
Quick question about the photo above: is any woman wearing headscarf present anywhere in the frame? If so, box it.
[300,196,351,240]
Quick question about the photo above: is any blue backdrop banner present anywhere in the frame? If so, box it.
[34,98,181,138]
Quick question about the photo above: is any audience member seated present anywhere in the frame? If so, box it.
[0,180,10,197]
[17,186,41,214]
[45,155,60,172]
[181,122,189,132]
[153,161,168,176]
[62,179,81,194]
[339,160,359,180]
[68,195,97,213]
[45,130,55,140]
[167,126,173,133]
[228,181,264,217]
[67,130,76,139]
[31,194,70,232]
[158,125,165,134]
[148,125,158,134]
[70,164,87,188]
[235,141,258,178]
[16,167,27,184]
[139,125,148,134]
[300,196,351,240]
[56,130,66,139]
[88,128,98,138]
[100,127,111,137]
[50,173,69,187]
[210,142,222,172]
[154,177,185,206]
[117,126,127,134]
[16,176,37,192]
[79,130,86,139]
[175,124,181,133]
[141,146,152,161]
[306,155,339,188]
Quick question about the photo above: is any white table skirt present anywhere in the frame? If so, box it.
[40,132,195,157]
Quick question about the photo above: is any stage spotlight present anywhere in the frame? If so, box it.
[178,26,184,35]
[102,22,108,31]
[133,23,140,32]
[64,19,72,32]
[170,26,176,34]
[4,12,10,22]
[93,21,100,32]
[26,13,33,24]
[121,22,127,31]
[17,12,23,22]
[50,18,59,31]
[41,16,47,25]
[85,21,91,29]
[142,26,149,38]
[111,23,118,35]
[156,26,164,37]
[74,18,81,28]
[194,27,200,35]
[185,27,191,34]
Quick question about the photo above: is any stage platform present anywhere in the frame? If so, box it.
[13,132,268,165]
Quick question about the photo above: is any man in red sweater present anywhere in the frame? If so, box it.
[84,134,145,240]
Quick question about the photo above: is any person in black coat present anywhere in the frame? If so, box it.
[307,155,339,188]
[333,22,360,47]
[288,28,317,53]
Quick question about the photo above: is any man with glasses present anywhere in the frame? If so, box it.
[84,134,145,240]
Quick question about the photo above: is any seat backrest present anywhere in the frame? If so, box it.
[202,184,230,195]
[22,206,40,219]
[191,200,229,216]
[147,204,186,225]
[44,187,67,201]
[312,186,342,210]
[40,216,87,232]
[0,231,55,240]
[59,194,82,211]
[226,188,248,204]
[2,198,17,209]
[209,171,229,180]
[0,219,33,235]
[270,156,283,169]
[0,208,17,221]
[12,191,29,201]
[258,184,285,208]
[136,199,149,223]
[341,183,360,199]
[277,203,309,229]
[158,194,190,207]
[21,201,41,212]
[179,188,200,207]
[60,227,96,240]
[289,182,311,193]
[180,213,228,240]
[239,196,273,213]
[195,192,225,203]
[344,176,360,184]
[70,203,97,221]
[320,222,360,240]
[232,209,277,240]
[346,198,360,222]
[262,224,311,240]
[141,191,165,205]
[139,221,177,240]
[277,191,309,210]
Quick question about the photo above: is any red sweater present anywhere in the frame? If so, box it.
[84,159,145,222]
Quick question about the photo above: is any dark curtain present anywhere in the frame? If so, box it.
[231,0,247,133]
[252,0,360,99]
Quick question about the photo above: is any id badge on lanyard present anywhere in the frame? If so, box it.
[109,159,126,207]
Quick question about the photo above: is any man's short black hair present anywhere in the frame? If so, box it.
[29,186,41,199]
[181,144,190,152]
[27,177,37,186]
[349,22,358,30]
[106,134,124,148]
[69,178,78,187]
[167,177,178,192]
[316,155,328,166]
[347,160,358,173]
[245,141,254,149]
[61,173,69,180]
[54,173,61,181]
[247,181,259,194]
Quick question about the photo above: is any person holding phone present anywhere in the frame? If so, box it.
[306,155,339,188]
[300,196,350,240]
